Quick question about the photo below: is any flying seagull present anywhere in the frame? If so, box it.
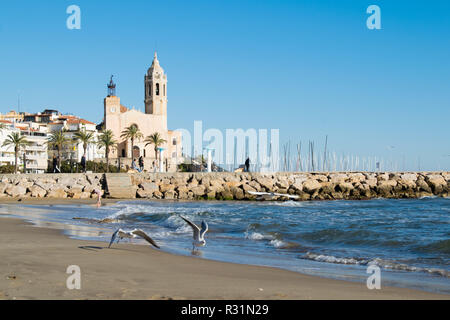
[180,216,209,250]
[248,191,299,200]
[108,228,160,249]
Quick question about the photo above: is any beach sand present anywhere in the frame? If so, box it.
[0,212,448,300]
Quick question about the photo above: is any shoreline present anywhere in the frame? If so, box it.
[0,213,448,300]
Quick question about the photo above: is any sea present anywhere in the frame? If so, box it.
[1,197,449,294]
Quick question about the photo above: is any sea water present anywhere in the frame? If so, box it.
[1,198,449,294]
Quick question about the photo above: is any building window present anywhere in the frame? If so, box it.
[156,83,160,96]
[173,138,177,146]
[122,149,126,157]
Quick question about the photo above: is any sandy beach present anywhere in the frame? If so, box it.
[0,209,448,300]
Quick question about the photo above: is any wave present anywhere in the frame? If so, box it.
[416,239,450,255]
[303,253,449,278]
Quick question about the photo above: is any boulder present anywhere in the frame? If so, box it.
[425,174,447,194]
[191,185,206,197]
[47,188,67,198]
[348,173,365,183]
[337,182,354,194]
[160,184,175,193]
[329,173,348,183]
[137,189,152,199]
[5,185,27,197]
[416,179,432,193]
[29,185,47,198]
[256,177,274,191]
[140,182,159,192]
[242,184,257,194]
[377,180,397,197]
[152,190,163,199]
[0,182,7,194]
[164,190,177,200]
[231,186,245,200]
[302,180,321,194]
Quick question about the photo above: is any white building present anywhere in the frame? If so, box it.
[47,117,105,162]
[0,121,49,173]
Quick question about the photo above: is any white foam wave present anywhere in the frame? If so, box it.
[304,253,450,277]
[246,232,274,241]
[270,239,287,248]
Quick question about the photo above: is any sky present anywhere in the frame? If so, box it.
[0,0,449,170]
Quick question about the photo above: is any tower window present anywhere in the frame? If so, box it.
[164,84,166,96]
[156,83,160,96]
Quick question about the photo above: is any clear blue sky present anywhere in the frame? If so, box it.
[0,0,449,170]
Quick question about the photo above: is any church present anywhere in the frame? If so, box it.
[103,53,182,172]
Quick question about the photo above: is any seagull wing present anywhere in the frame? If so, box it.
[132,229,160,249]
[273,193,299,199]
[200,221,209,239]
[180,216,200,240]
[248,191,270,196]
[109,229,121,248]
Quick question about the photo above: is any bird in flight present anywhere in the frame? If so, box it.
[108,228,160,249]
[248,191,299,200]
[180,216,209,251]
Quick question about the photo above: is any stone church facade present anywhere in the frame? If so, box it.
[104,53,182,172]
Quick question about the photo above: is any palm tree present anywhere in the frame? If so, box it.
[73,128,95,159]
[47,130,69,169]
[97,130,118,172]
[2,132,30,174]
[121,124,143,158]
[144,132,167,161]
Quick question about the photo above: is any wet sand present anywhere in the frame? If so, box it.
[0,213,448,300]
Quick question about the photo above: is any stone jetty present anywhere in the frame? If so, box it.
[0,172,448,201]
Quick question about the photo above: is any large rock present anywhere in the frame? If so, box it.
[329,174,348,183]
[348,173,365,183]
[302,180,321,194]
[416,179,432,193]
[5,185,27,197]
[160,183,175,193]
[377,180,397,197]
[164,190,177,200]
[337,182,354,194]
[425,174,447,194]
[29,184,47,198]
[140,182,159,192]
[47,188,67,198]
[0,182,7,194]
[256,177,274,191]
[137,188,152,199]
[231,186,245,200]
[191,185,206,197]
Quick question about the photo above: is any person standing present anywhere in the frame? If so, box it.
[52,155,58,173]
[139,156,144,172]
[81,155,87,173]
[245,157,250,172]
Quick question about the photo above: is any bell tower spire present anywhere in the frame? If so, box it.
[145,52,167,115]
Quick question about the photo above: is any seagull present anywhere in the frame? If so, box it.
[108,228,160,249]
[248,191,299,200]
[180,216,209,251]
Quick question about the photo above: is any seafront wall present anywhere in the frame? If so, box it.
[0,172,449,201]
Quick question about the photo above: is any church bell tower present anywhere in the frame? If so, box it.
[145,52,167,115]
